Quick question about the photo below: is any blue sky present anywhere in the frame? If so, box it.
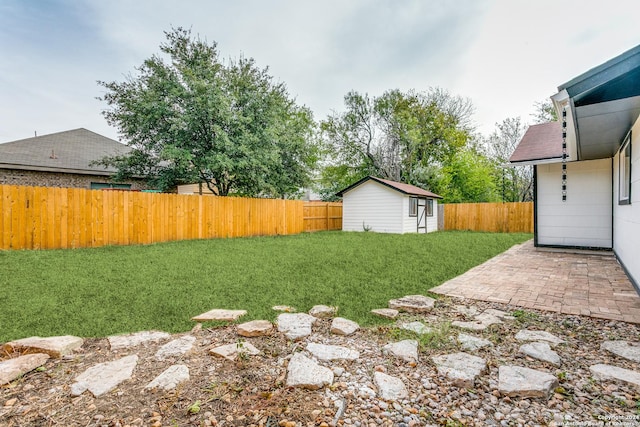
[0,0,638,143]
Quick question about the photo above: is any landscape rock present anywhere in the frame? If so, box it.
[145,364,189,391]
[277,313,317,341]
[388,295,435,313]
[371,308,399,319]
[482,308,515,321]
[373,371,408,401]
[514,330,565,346]
[286,352,333,390]
[432,352,486,388]
[519,341,561,365]
[306,343,359,361]
[454,305,480,317]
[191,309,247,322]
[108,331,170,350]
[70,355,138,397]
[0,353,49,385]
[309,305,338,318]
[237,320,273,337]
[458,333,492,351]
[498,365,558,398]
[3,335,83,359]
[154,335,196,361]
[399,321,431,335]
[272,305,296,312]
[451,319,496,331]
[330,317,359,336]
[209,341,260,360]
[383,340,418,363]
[589,364,640,388]
[601,340,640,363]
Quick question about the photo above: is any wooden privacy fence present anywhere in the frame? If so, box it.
[303,202,343,232]
[444,202,533,233]
[0,185,310,250]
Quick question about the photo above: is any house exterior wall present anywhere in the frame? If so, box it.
[0,168,148,190]
[613,116,640,285]
[342,181,403,233]
[401,197,438,233]
[536,158,612,248]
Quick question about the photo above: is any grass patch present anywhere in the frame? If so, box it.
[0,230,531,341]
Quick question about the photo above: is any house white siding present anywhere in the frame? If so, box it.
[342,181,404,233]
[536,159,612,248]
[613,116,640,285]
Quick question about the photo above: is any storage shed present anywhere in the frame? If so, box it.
[336,176,442,233]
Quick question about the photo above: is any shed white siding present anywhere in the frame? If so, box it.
[613,116,640,284]
[341,181,404,233]
[401,198,439,233]
[536,158,612,248]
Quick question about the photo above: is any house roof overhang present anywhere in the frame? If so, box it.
[508,121,565,165]
[554,44,640,160]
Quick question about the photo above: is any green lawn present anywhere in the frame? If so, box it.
[0,231,531,342]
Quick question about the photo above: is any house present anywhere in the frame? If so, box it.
[510,44,640,289]
[0,128,147,190]
[336,176,442,233]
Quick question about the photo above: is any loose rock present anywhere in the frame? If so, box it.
[306,343,359,361]
[373,372,408,400]
[383,340,418,363]
[432,352,486,388]
[399,321,431,335]
[237,320,273,337]
[277,313,317,341]
[458,333,492,351]
[519,341,561,365]
[145,364,189,390]
[601,341,640,363]
[331,317,359,336]
[155,335,196,361]
[0,353,49,385]
[498,365,558,398]
[309,305,338,318]
[589,364,640,388]
[191,309,247,322]
[209,342,260,360]
[71,355,138,397]
[388,295,435,313]
[371,308,399,319]
[108,331,170,350]
[514,330,565,346]
[3,335,83,359]
[286,353,333,390]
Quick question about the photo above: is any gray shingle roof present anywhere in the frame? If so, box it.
[0,128,131,175]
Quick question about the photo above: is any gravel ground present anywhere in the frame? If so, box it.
[2,296,640,427]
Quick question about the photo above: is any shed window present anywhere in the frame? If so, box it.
[426,199,434,217]
[619,132,631,205]
[409,197,417,217]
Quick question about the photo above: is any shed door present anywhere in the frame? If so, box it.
[417,198,427,233]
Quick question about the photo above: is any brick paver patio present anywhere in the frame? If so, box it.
[431,240,640,324]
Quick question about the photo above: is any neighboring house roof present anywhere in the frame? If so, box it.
[552,44,640,160]
[0,128,130,176]
[509,122,563,165]
[336,176,443,199]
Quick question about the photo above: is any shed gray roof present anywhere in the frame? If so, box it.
[0,128,130,176]
[336,176,442,199]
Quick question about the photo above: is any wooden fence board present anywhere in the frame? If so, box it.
[443,202,533,233]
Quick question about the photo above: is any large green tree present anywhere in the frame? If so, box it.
[97,28,317,197]
[484,117,532,202]
[318,88,473,199]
